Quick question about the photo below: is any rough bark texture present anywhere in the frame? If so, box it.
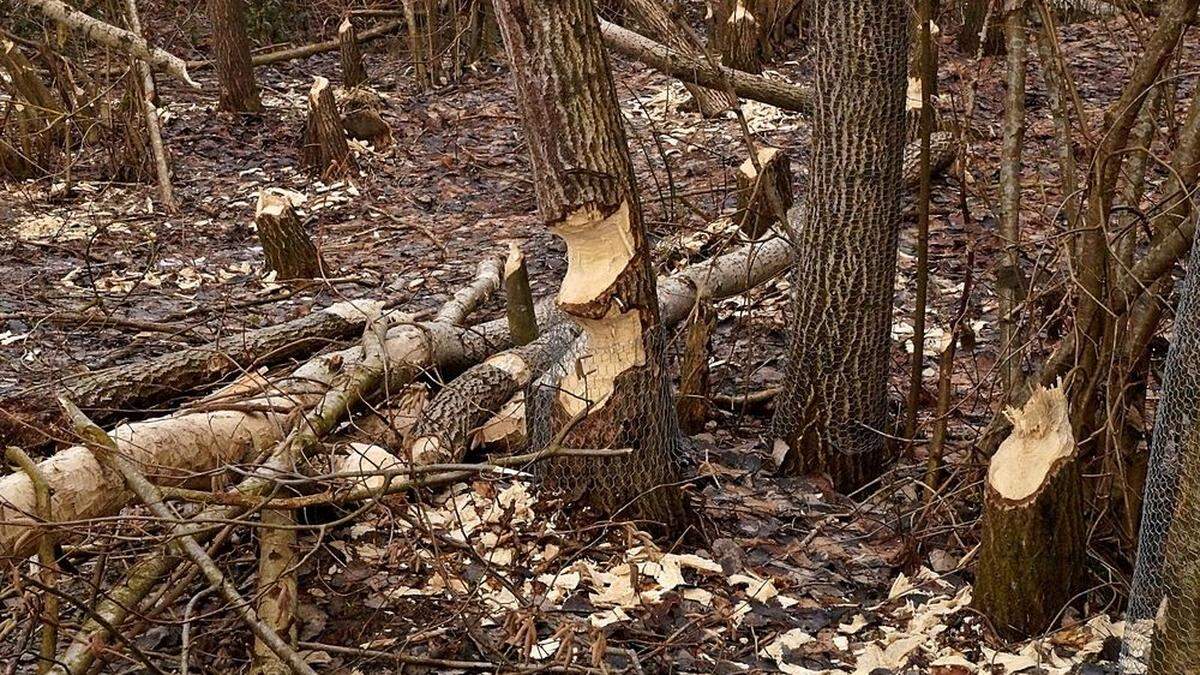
[338,17,368,88]
[622,0,736,117]
[0,301,380,448]
[676,297,714,434]
[959,0,1005,56]
[255,189,323,280]
[736,147,793,238]
[713,0,763,73]
[494,0,685,526]
[770,0,908,492]
[598,19,811,113]
[301,76,356,179]
[207,0,262,112]
[998,0,1028,396]
[973,386,1085,639]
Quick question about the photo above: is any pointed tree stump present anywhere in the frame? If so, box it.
[973,385,1085,639]
[676,296,714,434]
[504,242,539,347]
[339,17,368,88]
[713,0,764,73]
[735,146,793,239]
[255,189,323,280]
[300,76,356,179]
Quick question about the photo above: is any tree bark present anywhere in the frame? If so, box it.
[207,0,262,112]
[959,0,1005,56]
[621,0,736,117]
[598,19,811,113]
[255,189,323,280]
[339,17,368,88]
[998,0,1029,398]
[494,0,686,526]
[504,243,540,346]
[676,296,714,434]
[769,0,908,492]
[300,76,356,179]
[713,0,763,73]
[972,385,1085,639]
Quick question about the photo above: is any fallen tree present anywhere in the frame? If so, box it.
[16,0,199,88]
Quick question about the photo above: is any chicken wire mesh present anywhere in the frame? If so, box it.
[1122,234,1200,673]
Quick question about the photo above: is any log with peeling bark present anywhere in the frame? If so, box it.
[598,18,811,113]
[736,147,793,238]
[339,17,368,88]
[17,0,199,88]
[301,76,356,179]
[972,385,1085,639]
[621,0,736,117]
[255,189,324,280]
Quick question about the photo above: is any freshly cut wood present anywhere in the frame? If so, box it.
[736,146,793,238]
[503,242,539,346]
[339,17,368,88]
[17,0,200,87]
[676,296,714,434]
[300,77,356,179]
[713,0,763,73]
[337,87,392,148]
[621,0,736,117]
[207,0,262,112]
[973,385,1085,639]
[255,188,323,280]
[0,300,381,448]
[598,18,811,113]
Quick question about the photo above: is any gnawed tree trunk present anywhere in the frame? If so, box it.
[494,0,686,526]
[736,146,793,238]
[770,0,908,492]
[300,76,356,179]
[676,296,714,434]
[621,0,736,117]
[598,19,811,113]
[17,0,199,87]
[973,385,1085,639]
[207,0,262,112]
[713,0,764,73]
[339,17,368,88]
[255,189,323,280]
[0,300,381,450]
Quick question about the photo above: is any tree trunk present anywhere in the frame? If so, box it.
[959,0,1004,56]
[713,0,764,73]
[504,243,540,346]
[255,189,323,280]
[122,0,177,212]
[621,0,736,117]
[494,0,685,527]
[769,0,908,492]
[735,146,793,238]
[207,0,262,112]
[973,385,1085,639]
[300,76,356,179]
[338,17,368,88]
[676,296,713,434]
[998,0,1028,397]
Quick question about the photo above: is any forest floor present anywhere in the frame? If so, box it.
[2,13,1194,674]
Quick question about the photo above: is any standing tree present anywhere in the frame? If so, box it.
[770,0,908,492]
[207,0,262,113]
[493,0,685,527]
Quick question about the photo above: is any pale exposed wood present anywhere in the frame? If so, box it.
[735,146,793,238]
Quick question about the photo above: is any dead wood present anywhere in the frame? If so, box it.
[337,86,393,148]
[255,188,324,280]
[676,296,714,434]
[504,243,539,347]
[300,76,356,179]
[339,17,368,88]
[736,146,793,238]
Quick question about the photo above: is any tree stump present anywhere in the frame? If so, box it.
[713,0,764,73]
[504,242,539,346]
[337,86,392,149]
[300,76,356,179]
[339,17,368,88]
[736,146,793,239]
[255,189,323,280]
[972,385,1085,639]
[677,297,714,434]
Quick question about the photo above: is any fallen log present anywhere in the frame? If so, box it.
[0,299,382,448]
[17,0,199,88]
[185,20,406,72]
[598,19,811,113]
